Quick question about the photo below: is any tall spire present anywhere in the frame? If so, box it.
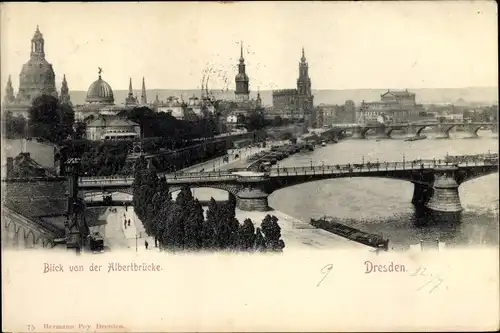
[128,78,133,96]
[141,77,147,104]
[4,75,15,104]
[240,41,244,62]
[235,41,250,102]
[256,86,262,108]
[301,46,306,63]
[60,74,71,105]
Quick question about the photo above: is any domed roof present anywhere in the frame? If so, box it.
[20,59,55,81]
[86,74,114,104]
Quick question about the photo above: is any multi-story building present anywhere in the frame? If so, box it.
[357,89,422,124]
[85,115,140,141]
[311,106,324,128]
[272,48,314,122]
[3,26,67,118]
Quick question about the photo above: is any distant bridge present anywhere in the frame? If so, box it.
[79,154,498,215]
[326,122,497,139]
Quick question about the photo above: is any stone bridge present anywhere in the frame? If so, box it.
[329,122,497,139]
[79,154,498,217]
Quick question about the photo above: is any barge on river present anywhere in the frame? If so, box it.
[310,217,389,250]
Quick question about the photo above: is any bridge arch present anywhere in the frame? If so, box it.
[471,125,485,136]
[385,128,396,137]
[169,184,239,199]
[267,172,425,195]
[416,126,430,136]
[442,124,457,136]
[360,127,375,138]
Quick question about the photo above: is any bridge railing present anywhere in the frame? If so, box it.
[78,156,498,185]
[270,158,497,176]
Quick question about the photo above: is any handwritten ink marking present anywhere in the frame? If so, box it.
[317,264,333,287]
[409,265,448,294]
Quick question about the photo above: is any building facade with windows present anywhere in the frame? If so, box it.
[357,90,423,124]
[85,116,140,141]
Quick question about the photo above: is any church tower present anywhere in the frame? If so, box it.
[16,26,57,105]
[297,47,312,96]
[4,75,15,105]
[234,42,250,103]
[140,77,147,104]
[60,74,71,105]
[296,47,314,122]
[125,78,137,105]
[256,87,262,109]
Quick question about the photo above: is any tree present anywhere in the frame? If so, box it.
[28,94,74,144]
[239,218,256,250]
[184,199,204,251]
[202,198,218,249]
[4,112,27,139]
[261,214,285,252]
[74,121,86,140]
[245,112,266,132]
[254,227,266,252]
[161,204,185,251]
[176,186,193,207]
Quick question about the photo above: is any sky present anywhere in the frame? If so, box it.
[1,1,498,93]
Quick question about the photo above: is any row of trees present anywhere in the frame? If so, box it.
[132,156,285,252]
[117,107,220,141]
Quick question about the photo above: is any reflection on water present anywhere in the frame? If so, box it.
[269,132,499,247]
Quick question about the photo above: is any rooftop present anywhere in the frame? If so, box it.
[87,115,139,127]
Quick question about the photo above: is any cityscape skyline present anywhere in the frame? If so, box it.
[1,2,498,93]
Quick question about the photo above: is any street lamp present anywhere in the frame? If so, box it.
[310,159,313,169]
[362,156,365,165]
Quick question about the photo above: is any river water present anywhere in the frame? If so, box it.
[268,131,499,248]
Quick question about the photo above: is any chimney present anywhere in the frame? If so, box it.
[6,157,14,177]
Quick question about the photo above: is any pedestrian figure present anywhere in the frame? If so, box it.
[128,219,131,227]
[145,240,149,250]
[124,220,127,229]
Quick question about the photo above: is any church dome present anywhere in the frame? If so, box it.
[15,26,58,103]
[19,59,56,90]
[86,74,114,104]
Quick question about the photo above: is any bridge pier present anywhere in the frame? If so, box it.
[435,124,452,139]
[411,183,433,206]
[351,127,364,139]
[425,166,462,219]
[236,187,270,211]
[462,123,479,139]
[375,125,389,140]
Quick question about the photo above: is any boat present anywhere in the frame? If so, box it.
[310,217,389,250]
[404,135,427,142]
